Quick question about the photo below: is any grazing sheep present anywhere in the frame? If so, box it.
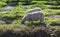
[21,8,45,24]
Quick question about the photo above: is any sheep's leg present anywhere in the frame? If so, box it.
[31,20,33,24]
[29,18,33,25]
[40,18,44,23]
[40,16,45,23]
[30,18,33,24]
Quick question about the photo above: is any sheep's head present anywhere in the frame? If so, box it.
[20,20,25,24]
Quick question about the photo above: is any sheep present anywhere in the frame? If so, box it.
[20,8,45,24]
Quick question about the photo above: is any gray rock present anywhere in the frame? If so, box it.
[0,21,6,24]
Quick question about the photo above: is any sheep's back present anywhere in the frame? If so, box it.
[25,12,44,21]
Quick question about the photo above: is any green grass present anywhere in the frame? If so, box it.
[0,1,7,7]
[43,9,60,15]
[0,0,60,30]
[0,1,60,37]
[45,17,60,26]
[0,1,60,26]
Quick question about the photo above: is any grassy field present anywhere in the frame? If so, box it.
[0,0,60,37]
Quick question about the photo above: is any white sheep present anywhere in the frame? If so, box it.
[20,8,45,24]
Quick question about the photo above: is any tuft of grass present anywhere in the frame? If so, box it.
[43,9,60,15]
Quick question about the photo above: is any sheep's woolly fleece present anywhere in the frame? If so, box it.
[21,8,45,24]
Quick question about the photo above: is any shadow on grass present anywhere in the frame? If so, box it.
[50,23,60,26]
[26,22,46,27]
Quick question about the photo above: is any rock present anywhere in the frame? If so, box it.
[0,20,13,24]
[0,21,6,24]
[3,18,13,24]
[47,15,60,19]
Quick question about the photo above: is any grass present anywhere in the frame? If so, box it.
[43,9,60,15]
[45,18,60,26]
[0,1,60,25]
[0,1,60,37]
[0,1,7,7]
